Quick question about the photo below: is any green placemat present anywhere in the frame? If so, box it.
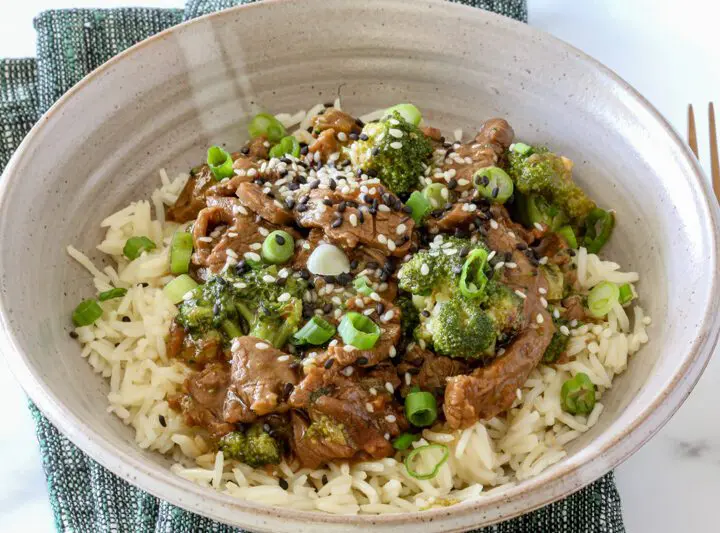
[1,1,624,531]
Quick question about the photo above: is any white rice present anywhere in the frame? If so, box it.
[68,136,651,516]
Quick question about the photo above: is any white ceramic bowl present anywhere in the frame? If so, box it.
[1,1,719,531]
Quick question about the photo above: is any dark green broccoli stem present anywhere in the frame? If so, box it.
[396,295,420,339]
[249,298,303,349]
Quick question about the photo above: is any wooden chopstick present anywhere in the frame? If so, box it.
[688,104,698,158]
[710,102,720,200]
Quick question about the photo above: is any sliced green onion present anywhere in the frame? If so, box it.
[583,208,615,253]
[404,444,449,480]
[207,146,234,181]
[221,319,243,339]
[170,231,193,274]
[512,142,534,156]
[385,103,422,126]
[261,230,295,264]
[459,248,489,300]
[248,112,286,142]
[269,135,300,159]
[72,299,103,327]
[353,276,373,296]
[556,225,578,249]
[338,311,381,349]
[163,274,199,304]
[406,191,431,224]
[474,166,514,204]
[422,183,447,210]
[561,372,596,415]
[587,281,619,318]
[618,283,634,305]
[293,316,336,345]
[392,433,421,451]
[98,288,127,302]
[123,236,156,260]
[405,390,438,427]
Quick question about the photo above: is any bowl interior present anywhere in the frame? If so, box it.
[0,1,717,531]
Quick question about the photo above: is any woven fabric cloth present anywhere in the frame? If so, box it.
[1,1,625,531]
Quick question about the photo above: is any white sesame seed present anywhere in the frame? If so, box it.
[494,261,505,270]
[278,269,289,278]
[343,344,355,352]
[262,275,276,283]
[247,168,258,177]
[533,222,544,231]
[262,187,271,195]
[377,234,388,244]
[570,319,579,328]
[539,256,549,265]
[560,325,570,336]
[329,339,338,347]
[363,308,374,316]
[234,169,246,176]
[349,213,358,226]
[388,128,403,139]
[538,287,547,295]
[553,309,560,319]
[255,342,269,350]
[540,297,548,308]
[250,242,262,250]
[370,292,382,302]
[643,316,652,325]
[536,313,545,324]
[389,346,397,358]
[244,252,261,262]
[302,242,311,250]
[381,310,395,322]
[490,219,499,230]
[337,132,348,142]
[378,204,391,212]
[369,387,378,396]
[331,296,342,305]
[487,250,496,261]
[385,414,397,423]
[226,249,238,259]
[342,366,354,376]
[420,263,430,276]
[197,236,213,243]
[277,355,290,362]
[385,382,394,394]
[514,290,526,299]
[366,403,375,413]
[278,292,291,302]
[390,141,403,149]
[387,240,396,251]
[384,433,391,441]
[234,282,247,289]
[506,262,517,269]
[457,178,470,187]
[396,224,407,235]
[274,200,284,209]
[405,372,412,386]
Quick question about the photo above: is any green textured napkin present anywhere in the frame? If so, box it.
[1,1,625,531]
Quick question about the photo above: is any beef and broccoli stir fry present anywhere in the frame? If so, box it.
[73,103,627,477]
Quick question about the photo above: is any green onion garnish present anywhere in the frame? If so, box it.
[404,444,449,480]
[561,372,596,415]
[170,231,193,274]
[353,276,373,296]
[123,236,156,260]
[207,146,234,181]
[459,248,489,300]
[556,225,578,249]
[512,142,534,156]
[98,288,127,302]
[392,433,421,450]
[72,299,103,326]
[405,390,438,427]
[269,135,300,159]
[248,112,286,142]
[618,283,634,305]
[338,311,381,349]
[406,191,431,224]
[422,183,447,210]
[583,208,615,253]
[163,274,198,304]
[293,316,336,345]
[587,281,619,318]
[221,319,244,339]
[474,166,514,204]
[384,103,422,126]
[261,230,295,264]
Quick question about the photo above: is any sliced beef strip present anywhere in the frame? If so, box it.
[166,321,224,367]
[425,202,476,234]
[247,135,270,160]
[397,343,469,398]
[236,181,295,225]
[315,295,401,368]
[289,364,406,468]
[168,361,234,439]
[312,109,362,136]
[435,118,514,192]
[563,294,587,322]
[443,276,555,429]
[295,188,413,258]
[308,129,341,162]
[223,336,300,424]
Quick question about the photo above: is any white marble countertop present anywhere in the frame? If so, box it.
[1,1,719,531]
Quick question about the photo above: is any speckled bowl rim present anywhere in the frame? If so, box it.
[2,0,719,530]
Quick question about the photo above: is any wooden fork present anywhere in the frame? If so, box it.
[687,103,720,202]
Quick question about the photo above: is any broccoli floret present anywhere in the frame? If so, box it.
[543,318,570,363]
[484,281,523,340]
[396,294,420,339]
[175,265,307,347]
[219,424,282,467]
[508,147,595,223]
[426,298,496,359]
[249,297,303,349]
[349,111,433,194]
[304,415,347,445]
[540,264,565,301]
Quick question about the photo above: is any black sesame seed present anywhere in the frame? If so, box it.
[349,259,359,270]
[408,367,421,375]
[323,303,333,313]
[337,201,347,213]
[348,133,358,140]
[323,198,333,206]
[447,178,458,189]
[296,204,308,213]
[275,234,286,245]
[300,195,310,204]
[278,168,288,177]
[69,331,79,339]
[491,186,499,199]
[283,382,294,398]
[329,178,337,191]
[322,474,328,484]
[379,271,389,282]
[367,262,379,269]
[357,210,364,223]
[122,316,131,322]
[323,275,337,284]
[371,147,380,156]
[241,146,250,155]
[331,217,342,228]
[285,198,295,209]
[324,102,333,108]
[337,272,352,285]
[355,118,365,127]
[306,126,313,133]
[275,277,287,286]
[279,478,289,490]
[324,358,335,369]
[516,242,528,250]
[359,133,369,141]
[356,356,369,366]
[299,269,310,280]
[288,182,299,191]
[481,175,490,186]
[309,180,320,189]
[376,303,385,315]
[159,415,167,427]
[141,282,149,288]
[300,145,309,155]
[459,246,470,258]
[504,251,513,262]
[366,168,378,178]
[421,310,430,318]
[402,205,413,214]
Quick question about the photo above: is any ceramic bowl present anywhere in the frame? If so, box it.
[1,1,719,531]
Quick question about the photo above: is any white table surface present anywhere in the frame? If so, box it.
[1,1,719,532]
